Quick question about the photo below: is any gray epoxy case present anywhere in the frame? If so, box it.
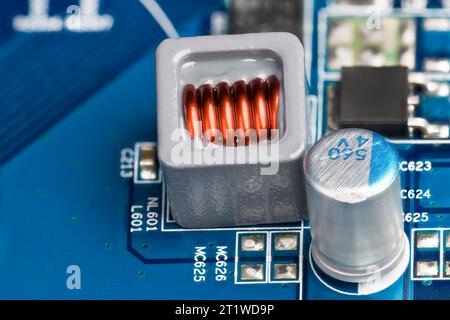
[156,32,308,228]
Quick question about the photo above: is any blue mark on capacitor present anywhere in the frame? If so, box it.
[369,132,399,187]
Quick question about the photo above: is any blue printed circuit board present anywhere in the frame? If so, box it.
[0,0,450,299]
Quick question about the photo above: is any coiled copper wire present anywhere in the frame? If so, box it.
[182,84,202,139]
[233,80,254,146]
[198,84,221,143]
[215,82,236,145]
[248,78,270,141]
[265,75,280,131]
[182,75,280,146]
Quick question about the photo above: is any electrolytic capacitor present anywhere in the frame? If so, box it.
[304,128,409,293]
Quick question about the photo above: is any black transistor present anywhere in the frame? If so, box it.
[332,66,409,137]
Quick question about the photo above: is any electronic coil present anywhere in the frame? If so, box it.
[182,75,280,145]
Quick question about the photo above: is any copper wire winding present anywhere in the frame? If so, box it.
[182,75,280,145]
[182,84,202,139]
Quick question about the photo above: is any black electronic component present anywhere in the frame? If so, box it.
[330,66,409,137]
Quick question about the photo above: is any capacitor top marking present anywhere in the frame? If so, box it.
[305,128,399,204]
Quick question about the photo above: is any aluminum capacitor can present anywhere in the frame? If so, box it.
[304,128,409,293]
